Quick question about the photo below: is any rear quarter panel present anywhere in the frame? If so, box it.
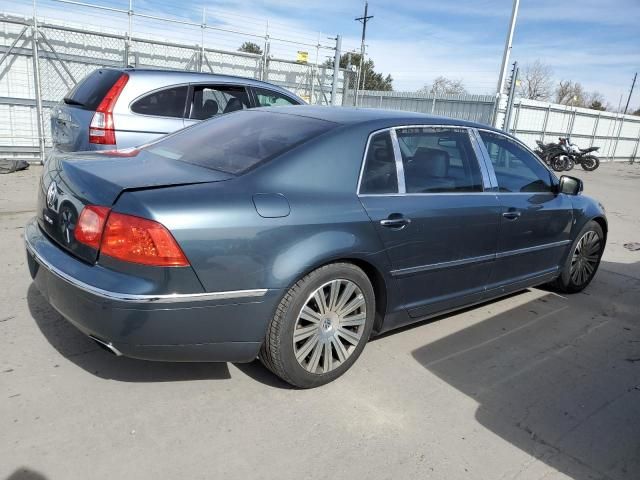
[113,124,394,295]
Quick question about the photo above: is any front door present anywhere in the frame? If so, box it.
[476,130,573,292]
[358,126,501,323]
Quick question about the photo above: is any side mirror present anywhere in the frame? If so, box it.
[558,175,583,195]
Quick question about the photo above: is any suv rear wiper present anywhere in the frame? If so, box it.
[63,97,85,106]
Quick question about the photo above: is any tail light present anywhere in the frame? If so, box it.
[75,206,189,267]
[89,73,129,145]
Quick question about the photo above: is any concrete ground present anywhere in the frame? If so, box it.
[1,162,638,480]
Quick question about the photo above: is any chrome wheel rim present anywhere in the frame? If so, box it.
[293,279,366,375]
[570,230,601,286]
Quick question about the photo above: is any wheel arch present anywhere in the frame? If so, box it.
[287,256,390,335]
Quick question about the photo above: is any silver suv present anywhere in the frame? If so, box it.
[51,68,305,152]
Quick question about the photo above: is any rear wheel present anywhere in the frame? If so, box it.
[581,155,599,171]
[550,154,568,172]
[260,263,375,388]
[553,221,604,293]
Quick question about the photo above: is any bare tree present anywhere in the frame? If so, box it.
[555,80,586,106]
[417,76,467,95]
[519,60,553,100]
[585,91,607,111]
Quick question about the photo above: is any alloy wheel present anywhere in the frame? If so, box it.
[570,230,601,286]
[292,279,367,375]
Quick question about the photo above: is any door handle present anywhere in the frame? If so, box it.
[502,211,521,220]
[380,217,411,229]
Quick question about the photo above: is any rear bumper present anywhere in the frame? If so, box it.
[25,217,281,362]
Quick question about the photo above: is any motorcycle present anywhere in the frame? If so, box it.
[556,137,600,171]
[534,137,600,172]
[534,140,570,172]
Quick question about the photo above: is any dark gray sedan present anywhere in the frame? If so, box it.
[25,107,607,388]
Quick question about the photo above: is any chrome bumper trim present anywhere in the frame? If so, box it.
[25,235,268,304]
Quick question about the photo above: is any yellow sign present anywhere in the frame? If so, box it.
[296,51,309,63]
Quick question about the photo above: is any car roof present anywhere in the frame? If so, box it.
[118,68,304,101]
[257,105,500,131]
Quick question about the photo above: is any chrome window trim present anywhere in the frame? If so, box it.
[469,128,499,189]
[357,124,490,197]
[389,128,406,193]
[25,237,268,304]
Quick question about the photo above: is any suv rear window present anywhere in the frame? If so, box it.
[63,69,123,110]
[147,110,334,174]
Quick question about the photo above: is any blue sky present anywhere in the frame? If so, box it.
[4,0,640,108]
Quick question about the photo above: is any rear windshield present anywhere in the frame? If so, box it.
[63,69,123,110]
[146,110,335,174]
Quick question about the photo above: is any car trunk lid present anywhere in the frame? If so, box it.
[37,149,233,263]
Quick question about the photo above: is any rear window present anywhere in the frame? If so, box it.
[63,69,123,110]
[146,110,335,174]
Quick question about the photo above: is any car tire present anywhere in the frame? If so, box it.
[260,263,375,388]
[553,220,604,293]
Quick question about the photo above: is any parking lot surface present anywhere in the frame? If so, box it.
[1,163,639,480]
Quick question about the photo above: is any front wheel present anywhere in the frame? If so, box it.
[260,263,375,388]
[581,155,600,171]
[553,221,604,293]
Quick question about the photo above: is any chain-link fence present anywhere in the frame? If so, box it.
[0,5,344,163]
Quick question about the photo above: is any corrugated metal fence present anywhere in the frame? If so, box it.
[349,90,640,162]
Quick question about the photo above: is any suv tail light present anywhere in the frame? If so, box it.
[89,73,129,145]
[75,206,189,267]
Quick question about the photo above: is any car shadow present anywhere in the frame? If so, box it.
[410,260,640,480]
[4,468,48,480]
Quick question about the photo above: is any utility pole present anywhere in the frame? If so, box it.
[354,2,373,106]
[623,72,637,114]
[496,0,520,96]
[503,62,519,132]
[330,35,342,106]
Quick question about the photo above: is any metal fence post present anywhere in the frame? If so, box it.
[611,114,625,162]
[31,21,46,164]
[590,112,600,147]
[431,94,436,114]
[540,104,551,142]
[200,7,206,73]
[330,35,341,106]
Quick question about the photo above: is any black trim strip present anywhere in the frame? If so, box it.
[390,239,571,277]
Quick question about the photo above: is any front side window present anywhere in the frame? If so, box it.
[359,131,398,194]
[254,87,299,107]
[189,85,250,120]
[131,86,188,118]
[396,127,483,193]
[479,131,552,193]
[146,110,334,174]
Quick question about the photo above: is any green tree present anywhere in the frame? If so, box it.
[238,42,263,55]
[326,53,393,91]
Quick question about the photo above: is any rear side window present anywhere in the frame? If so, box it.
[359,131,398,194]
[396,127,483,193]
[147,110,334,174]
[63,69,123,110]
[131,86,189,118]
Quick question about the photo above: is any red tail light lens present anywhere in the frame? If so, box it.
[75,206,110,249]
[75,206,189,267]
[89,73,129,145]
[101,212,189,267]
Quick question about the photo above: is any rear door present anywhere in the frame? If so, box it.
[358,126,501,323]
[476,129,573,291]
[183,84,251,127]
[51,69,124,152]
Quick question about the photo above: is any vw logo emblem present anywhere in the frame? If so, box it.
[46,181,58,209]
[59,204,78,246]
